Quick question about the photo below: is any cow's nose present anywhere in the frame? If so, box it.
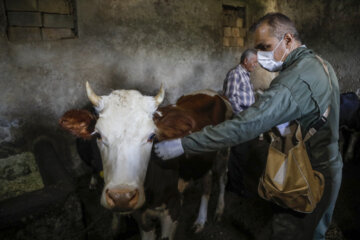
[105,188,139,210]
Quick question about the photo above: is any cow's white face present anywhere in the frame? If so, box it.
[86,83,164,212]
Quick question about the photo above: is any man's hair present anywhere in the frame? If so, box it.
[240,49,257,64]
[250,13,301,42]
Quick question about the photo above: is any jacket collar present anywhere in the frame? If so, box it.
[282,46,313,70]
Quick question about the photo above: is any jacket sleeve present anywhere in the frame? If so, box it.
[181,83,302,154]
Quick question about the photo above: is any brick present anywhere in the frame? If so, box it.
[236,18,243,28]
[231,27,240,37]
[42,28,74,40]
[224,37,237,47]
[223,27,231,37]
[39,0,71,14]
[43,14,74,28]
[8,27,41,41]
[7,12,41,27]
[5,0,37,11]
[223,37,230,47]
[231,37,239,47]
[236,37,244,47]
[239,28,247,37]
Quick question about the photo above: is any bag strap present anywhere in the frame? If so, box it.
[303,107,330,142]
[303,55,332,142]
[315,55,332,90]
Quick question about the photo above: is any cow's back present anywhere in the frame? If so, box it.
[154,91,231,140]
[153,90,232,181]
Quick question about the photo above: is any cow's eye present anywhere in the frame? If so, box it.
[93,132,102,140]
[147,133,156,142]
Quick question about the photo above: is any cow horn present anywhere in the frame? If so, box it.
[154,84,165,106]
[86,81,101,107]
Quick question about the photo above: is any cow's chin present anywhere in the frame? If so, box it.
[100,187,146,214]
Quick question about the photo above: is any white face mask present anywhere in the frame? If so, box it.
[257,38,288,72]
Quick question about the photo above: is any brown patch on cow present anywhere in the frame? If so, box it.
[59,109,97,139]
[177,178,190,194]
[154,94,228,141]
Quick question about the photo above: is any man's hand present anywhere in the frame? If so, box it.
[154,138,184,160]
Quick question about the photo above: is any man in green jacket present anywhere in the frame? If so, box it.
[155,13,342,240]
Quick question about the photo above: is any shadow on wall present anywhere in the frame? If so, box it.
[179,64,207,93]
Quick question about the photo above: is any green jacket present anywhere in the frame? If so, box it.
[182,47,342,169]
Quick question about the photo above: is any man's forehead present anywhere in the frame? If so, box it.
[254,23,277,49]
[248,53,257,60]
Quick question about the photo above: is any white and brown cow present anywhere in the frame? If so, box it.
[59,82,232,239]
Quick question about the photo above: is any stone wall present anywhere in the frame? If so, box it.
[4,0,76,41]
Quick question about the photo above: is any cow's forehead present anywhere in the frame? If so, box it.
[100,89,157,112]
[95,89,157,137]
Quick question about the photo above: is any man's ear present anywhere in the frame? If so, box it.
[284,32,294,47]
[243,57,248,66]
[59,109,97,139]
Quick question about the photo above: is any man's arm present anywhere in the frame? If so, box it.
[182,83,302,154]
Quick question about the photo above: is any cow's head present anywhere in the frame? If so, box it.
[61,82,164,212]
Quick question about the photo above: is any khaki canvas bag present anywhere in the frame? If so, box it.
[258,55,331,213]
[258,123,325,213]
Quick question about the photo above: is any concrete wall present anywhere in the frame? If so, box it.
[1,0,359,172]
[0,0,236,148]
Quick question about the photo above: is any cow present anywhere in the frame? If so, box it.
[59,82,232,239]
[339,92,360,163]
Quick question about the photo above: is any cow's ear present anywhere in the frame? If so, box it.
[59,109,97,139]
[154,111,196,141]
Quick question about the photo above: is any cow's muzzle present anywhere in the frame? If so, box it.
[105,188,139,211]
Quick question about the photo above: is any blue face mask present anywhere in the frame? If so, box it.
[257,38,288,72]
